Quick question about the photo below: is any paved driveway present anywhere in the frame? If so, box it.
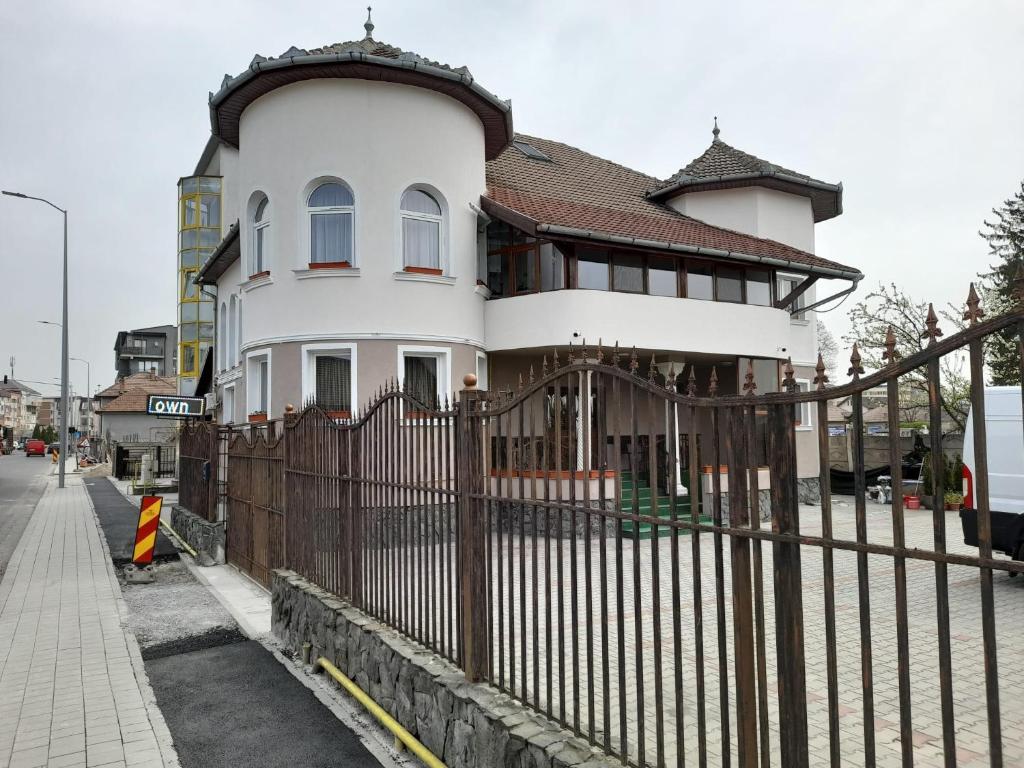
[469,497,1024,767]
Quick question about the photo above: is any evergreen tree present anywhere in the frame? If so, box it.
[979,180,1024,385]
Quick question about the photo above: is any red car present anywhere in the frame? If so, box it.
[24,439,46,456]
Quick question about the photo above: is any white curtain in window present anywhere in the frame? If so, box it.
[403,356,438,410]
[315,356,352,412]
[402,218,440,268]
[228,297,237,367]
[310,213,352,263]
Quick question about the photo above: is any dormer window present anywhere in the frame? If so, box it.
[401,188,444,274]
[308,181,354,268]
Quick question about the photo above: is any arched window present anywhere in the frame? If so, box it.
[219,301,227,370]
[228,296,237,367]
[307,182,354,267]
[251,196,270,276]
[236,298,243,365]
[401,188,443,273]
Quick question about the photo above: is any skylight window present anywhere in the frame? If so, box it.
[512,140,552,162]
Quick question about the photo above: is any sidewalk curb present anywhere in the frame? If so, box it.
[81,475,182,768]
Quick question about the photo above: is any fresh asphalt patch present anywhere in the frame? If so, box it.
[83,477,176,562]
[146,640,382,768]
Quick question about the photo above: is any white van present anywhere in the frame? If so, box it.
[960,386,1024,560]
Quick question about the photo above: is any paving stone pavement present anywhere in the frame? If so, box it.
[434,499,1024,767]
[0,475,178,768]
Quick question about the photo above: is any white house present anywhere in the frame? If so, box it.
[187,14,862,499]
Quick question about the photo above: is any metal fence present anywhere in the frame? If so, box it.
[112,442,176,481]
[176,286,1023,767]
[178,421,220,521]
[225,421,285,587]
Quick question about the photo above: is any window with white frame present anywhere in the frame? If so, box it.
[222,384,235,424]
[247,352,270,415]
[302,345,356,416]
[400,188,443,272]
[777,274,808,321]
[219,301,227,371]
[228,296,237,367]
[308,182,354,266]
[795,380,812,428]
[251,196,270,276]
[399,347,450,411]
[236,298,243,366]
[475,352,488,391]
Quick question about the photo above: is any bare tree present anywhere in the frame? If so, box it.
[844,282,970,432]
[816,320,838,374]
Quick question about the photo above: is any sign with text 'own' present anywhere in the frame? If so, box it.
[147,394,205,417]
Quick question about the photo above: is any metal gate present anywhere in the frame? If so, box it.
[193,285,1023,766]
[224,422,285,587]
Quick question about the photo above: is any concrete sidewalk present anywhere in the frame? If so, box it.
[0,475,178,768]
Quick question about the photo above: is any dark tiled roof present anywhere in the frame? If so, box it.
[484,135,858,276]
[648,137,843,222]
[209,35,512,159]
[96,373,177,403]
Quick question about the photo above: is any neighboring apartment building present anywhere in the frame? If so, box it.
[95,371,178,443]
[0,378,41,439]
[187,17,862,495]
[114,325,177,378]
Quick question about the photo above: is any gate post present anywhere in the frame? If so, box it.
[282,404,299,569]
[768,401,809,767]
[458,374,488,682]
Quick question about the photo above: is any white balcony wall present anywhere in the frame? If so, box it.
[484,291,796,359]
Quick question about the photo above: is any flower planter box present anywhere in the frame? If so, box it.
[403,266,443,276]
[248,270,271,280]
[309,261,351,269]
[248,413,267,423]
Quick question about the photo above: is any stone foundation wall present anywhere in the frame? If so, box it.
[272,570,619,768]
[796,477,822,506]
[170,504,225,565]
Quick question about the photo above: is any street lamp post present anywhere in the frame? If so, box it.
[5,191,69,488]
[70,357,90,437]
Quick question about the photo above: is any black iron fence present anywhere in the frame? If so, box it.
[175,285,1024,767]
[112,442,176,481]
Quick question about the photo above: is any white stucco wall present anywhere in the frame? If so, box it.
[666,187,815,254]
[218,79,488,353]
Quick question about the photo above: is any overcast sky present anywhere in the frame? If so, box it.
[2,0,1021,397]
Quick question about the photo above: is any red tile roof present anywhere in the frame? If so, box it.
[96,373,177,412]
[484,135,858,277]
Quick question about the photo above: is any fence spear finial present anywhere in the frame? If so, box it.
[596,338,605,365]
[612,341,621,368]
[542,355,549,378]
[686,364,698,396]
[567,340,574,365]
[552,348,560,371]
[882,324,900,364]
[517,373,524,394]
[782,357,797,393]
[629,346,639,375]
[922,303,943,345]
[964,282,985,325]
[580,338,589,362]
[528,365,535,385]
[814,353,829,391]
[742,358,757,395]
[648,353,658,383]
[708,366,719,397]
[848,342,865,380]
[666,361,677,391]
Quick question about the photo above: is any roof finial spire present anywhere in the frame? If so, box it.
[363,6,375,39]
[712,116,720,141]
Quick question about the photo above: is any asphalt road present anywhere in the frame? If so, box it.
[83,476,177,562]
[0,452,50,579]
[146,639,382,767]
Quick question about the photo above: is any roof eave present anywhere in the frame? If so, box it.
[648,172,843,222]
[210,51,514,159]
[195,222,241,285]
